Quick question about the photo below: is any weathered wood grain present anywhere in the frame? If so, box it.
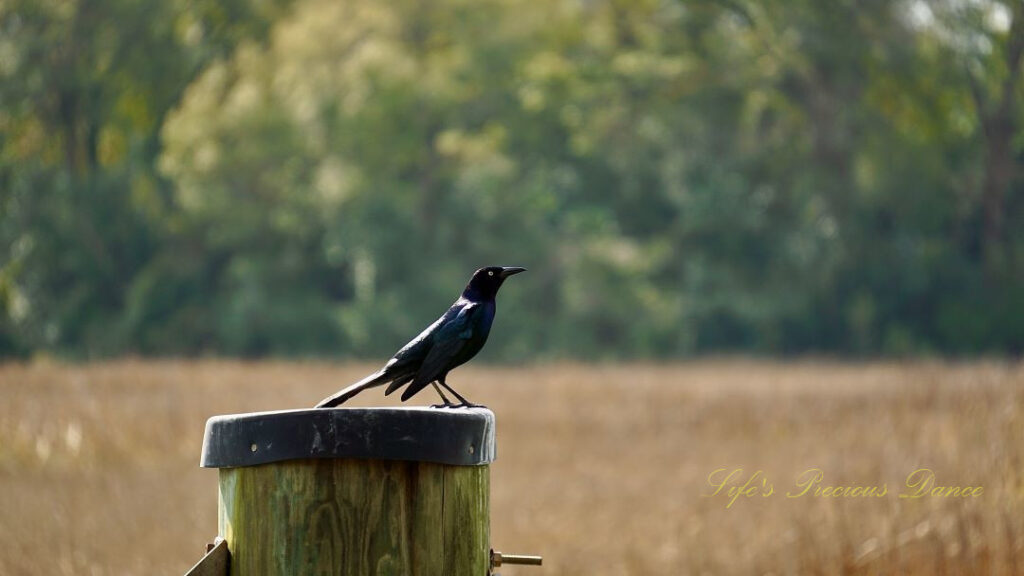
[217,458,488,576]
[443,464,490,576]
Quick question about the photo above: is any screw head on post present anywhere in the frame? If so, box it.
[491,549,543,568]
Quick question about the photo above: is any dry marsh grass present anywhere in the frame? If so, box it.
[0,360,1022,575]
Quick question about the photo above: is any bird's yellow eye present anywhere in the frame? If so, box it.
[488,270,494,276]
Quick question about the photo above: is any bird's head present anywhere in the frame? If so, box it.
[463,266,526,300]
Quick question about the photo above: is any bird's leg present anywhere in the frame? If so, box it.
[439,378,486,409]
[430,382,456,409]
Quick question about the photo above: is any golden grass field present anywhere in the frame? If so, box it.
[0,359,1022,575]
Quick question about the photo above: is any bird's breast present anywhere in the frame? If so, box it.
[479,301,496,333]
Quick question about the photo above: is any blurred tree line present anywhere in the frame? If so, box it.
[1,0,1021,360]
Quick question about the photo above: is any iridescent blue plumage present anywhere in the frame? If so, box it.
[316,266,525,408]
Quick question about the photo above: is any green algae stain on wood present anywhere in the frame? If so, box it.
[443,465,490,576]
[217,458,488,576]
[406,462,445,576]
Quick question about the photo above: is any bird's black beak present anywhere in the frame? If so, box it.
[499,266,527,278]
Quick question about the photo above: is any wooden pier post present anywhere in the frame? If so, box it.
[199,407,495,576]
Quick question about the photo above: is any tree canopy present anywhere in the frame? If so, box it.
[1,0,1021,359]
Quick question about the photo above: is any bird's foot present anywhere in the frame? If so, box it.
[430,402,457,409]
[453,401,487,409]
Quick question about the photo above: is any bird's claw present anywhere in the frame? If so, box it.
[429,402,486,409]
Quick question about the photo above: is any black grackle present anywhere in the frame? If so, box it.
[316,266,526,408]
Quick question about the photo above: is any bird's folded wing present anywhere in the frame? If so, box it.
[400,303,479,401]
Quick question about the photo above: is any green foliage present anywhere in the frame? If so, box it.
[1,0,1021,359]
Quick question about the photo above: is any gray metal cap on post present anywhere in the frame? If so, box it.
[200,407,496,468]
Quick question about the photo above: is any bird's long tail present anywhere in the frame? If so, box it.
[316,370,389,408]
